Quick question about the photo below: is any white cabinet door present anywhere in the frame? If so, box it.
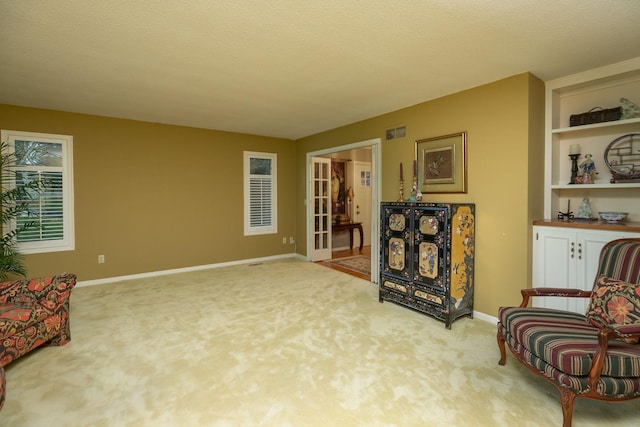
[532,227,575,311]
[574,231,624,312]
[532,226,639,313]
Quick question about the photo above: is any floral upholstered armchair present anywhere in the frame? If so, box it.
[497,238,640,427]
[0,273,77,410]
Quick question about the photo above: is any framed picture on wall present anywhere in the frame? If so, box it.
[415,132,467,193]
[331,160,347,215]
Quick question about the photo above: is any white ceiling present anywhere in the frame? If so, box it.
[1,1,640,140]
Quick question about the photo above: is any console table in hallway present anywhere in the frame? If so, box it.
[332,222,364,252]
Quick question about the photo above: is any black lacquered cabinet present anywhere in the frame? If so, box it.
[379,202,475,328]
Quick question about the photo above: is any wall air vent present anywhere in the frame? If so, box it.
[385,126,406,141]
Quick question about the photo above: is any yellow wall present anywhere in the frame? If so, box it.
[1,72,544,317]
[296,73,545,316]
[0,104,297,281]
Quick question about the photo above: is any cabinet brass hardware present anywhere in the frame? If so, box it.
[578,243,582,260]
[570,242,575,258]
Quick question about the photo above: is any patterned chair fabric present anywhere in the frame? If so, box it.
[597,239,640,283]
[0,363,4,411]
[497,238,640,427]
[585,275,640,334]
[0,273,77,411]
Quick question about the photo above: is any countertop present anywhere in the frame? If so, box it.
[533,219,640,233]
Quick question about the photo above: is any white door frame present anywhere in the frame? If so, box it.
[305,138,381,283]
[352,160,372,247]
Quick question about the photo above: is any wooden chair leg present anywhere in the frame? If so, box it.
[497,330,507,365]
[559,387,576,427]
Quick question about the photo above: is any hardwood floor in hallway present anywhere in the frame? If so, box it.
[317,246,372,280]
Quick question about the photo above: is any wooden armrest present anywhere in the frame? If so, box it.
[586,326,640,392]
[615,325,640,336]
[519,287,592,308]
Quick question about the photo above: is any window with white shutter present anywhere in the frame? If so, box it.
[1,130,74,253]
[244,151,277,235]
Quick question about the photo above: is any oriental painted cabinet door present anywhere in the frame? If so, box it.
[380,204,412,280]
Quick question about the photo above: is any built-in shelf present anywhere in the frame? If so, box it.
[544,57,640,222]
[551,117,640,135]
[551,182,640,190]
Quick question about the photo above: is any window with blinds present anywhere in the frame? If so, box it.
[244,151,277,235]
[15,170,64,242]
[1,130,74,253]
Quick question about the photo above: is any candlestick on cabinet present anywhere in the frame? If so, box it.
[568,154,580,184]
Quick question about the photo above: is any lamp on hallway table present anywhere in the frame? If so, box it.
[346,186,355,223]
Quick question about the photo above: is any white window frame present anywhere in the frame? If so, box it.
[1,130,75,254]
[243,151,277,236]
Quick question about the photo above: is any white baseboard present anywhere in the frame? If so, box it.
[76,252,299,287]
[474,310,498,324]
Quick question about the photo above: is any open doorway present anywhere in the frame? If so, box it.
[306,138,381,283]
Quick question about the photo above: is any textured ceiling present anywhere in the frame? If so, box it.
[1,1,640,139]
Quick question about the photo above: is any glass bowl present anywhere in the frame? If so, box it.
[598,212,628,223]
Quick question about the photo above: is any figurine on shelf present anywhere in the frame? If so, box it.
[576,197,593,219]
[579,153,597,184]
[406,160,423,201]
[408,177,423,202]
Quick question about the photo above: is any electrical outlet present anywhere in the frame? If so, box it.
[282,237,287,244]
[98,255,105,264]
[289,237,295,244]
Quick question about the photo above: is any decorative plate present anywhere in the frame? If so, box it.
[604,133,640,183]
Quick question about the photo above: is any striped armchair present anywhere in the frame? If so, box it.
[497,238,640,427]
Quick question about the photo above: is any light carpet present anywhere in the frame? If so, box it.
[1,258,638,426]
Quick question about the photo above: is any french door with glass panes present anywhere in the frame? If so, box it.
[310,157,331,261]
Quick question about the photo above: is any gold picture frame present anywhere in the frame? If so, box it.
[415,132,467,193]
